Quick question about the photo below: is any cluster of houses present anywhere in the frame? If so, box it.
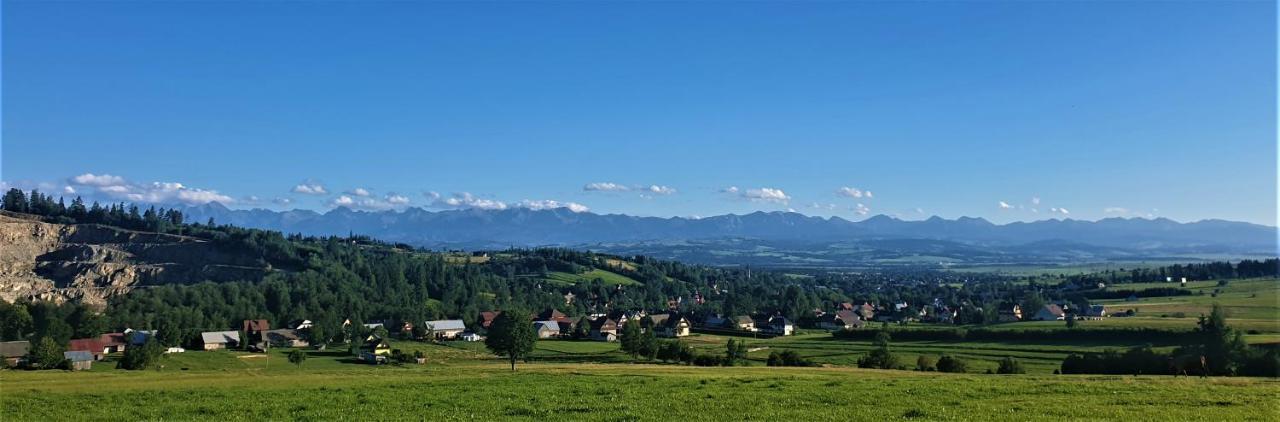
[998,303,1108,322]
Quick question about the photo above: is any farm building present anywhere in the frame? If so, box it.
[534,321,562,339]
[361,337,391,363]
[126,329,155,345]
[242,320,270,350]
[266,329,310,348]
[1031,304,1066,321]
[653,315,690,338]
[818,311,864,330]
[201,331,241,351]
[763,317,795,336]
[733,315,757,332]
[99,333,128,353]
[67,338,106,360]
[63,351,94,371]
[0,341,30,367]
[422,320,467,340]
[590,318,619,342]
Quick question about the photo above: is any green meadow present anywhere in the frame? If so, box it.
[3,349,1276,421]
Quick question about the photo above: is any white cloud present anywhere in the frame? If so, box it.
[329,192,412,211]
[386,194,410,205]
[740,187,791,204]
[1103,207,1129,214]
[721,186,740,194]
[998,201,1013,209]
[273,197,293,206]
[915,207,925,215]
[423,191,442,201]
[1050,207,1070,215]
[854,203,871,216]
[1031,196,1041,205]
[70,173,126,187]
[809,202,839,210]
[865,191,873,198]
[518,199,590,213]
[65,174,234,206]
[646,185,676,195]
[346,188,371,197]
[292,182,328,195]
[836,186,867,199]
[431,192,509,210]
[583,182,630,192]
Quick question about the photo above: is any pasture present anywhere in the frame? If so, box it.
[3,352,1276,421]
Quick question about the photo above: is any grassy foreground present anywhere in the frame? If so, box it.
[3,358,1278,421]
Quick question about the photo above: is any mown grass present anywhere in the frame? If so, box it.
[542,269,642,286]
[4,360,1276,421]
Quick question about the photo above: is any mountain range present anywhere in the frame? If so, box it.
[177,203,1277,267]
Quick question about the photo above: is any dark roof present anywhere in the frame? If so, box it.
[537,309,568,321]
[0,341,30,358]
[68,338,104,353]
[590,318,618,330]
[242,319,270,332]
[100,333,127,347]
[834,311,859,323]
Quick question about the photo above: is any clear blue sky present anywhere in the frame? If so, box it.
[2,1,1275,225]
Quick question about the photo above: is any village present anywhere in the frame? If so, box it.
[0,299,1108,371]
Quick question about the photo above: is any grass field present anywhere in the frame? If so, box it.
[4,347,1277,421]
[542,269,642,286]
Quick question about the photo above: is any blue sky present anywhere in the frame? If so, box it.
[2,1,1275,225]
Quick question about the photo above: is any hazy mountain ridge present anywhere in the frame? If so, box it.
[178,204,1277,264]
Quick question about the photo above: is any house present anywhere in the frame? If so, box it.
[1082,305,1107,320]
[733,315,757,332]
[289,319,313,330]
[590,318,619,342]
[653,314,690,338]
[763,317,794,336]
[360,337,391,363]
[1031,304,1066,321]
[63,351,94,370]
[856,303,876,320]
[537,309,572,323]
[423,320,467,340]
[99,333,128,353]
[0,341,30,367]
[836,302,855,311]
[242,319,270,350]
[818,310,863,330]
[266,329,310,348]
[67,338,106,360]
[997,304,1023,322]
[534,321,562,339]
[201,331,241,351]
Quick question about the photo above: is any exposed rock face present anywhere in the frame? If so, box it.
[0,213,269,307]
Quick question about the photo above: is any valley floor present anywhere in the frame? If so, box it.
[3,349,1277,421]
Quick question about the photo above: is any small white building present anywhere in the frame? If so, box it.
[423,320,467,340]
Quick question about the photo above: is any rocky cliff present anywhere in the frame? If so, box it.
[0,213,270,307]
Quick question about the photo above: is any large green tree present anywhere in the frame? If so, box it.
[485,310,536,371]
[619,319,642,359]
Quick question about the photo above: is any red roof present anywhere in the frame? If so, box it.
[242,319,270,332]
[480,311,500,328]
[68,338,105,353]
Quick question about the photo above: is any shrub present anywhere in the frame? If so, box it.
[288,349,307,366]
[936,355,968,373]
[915,355,936,371]
[996,357,1025,374]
